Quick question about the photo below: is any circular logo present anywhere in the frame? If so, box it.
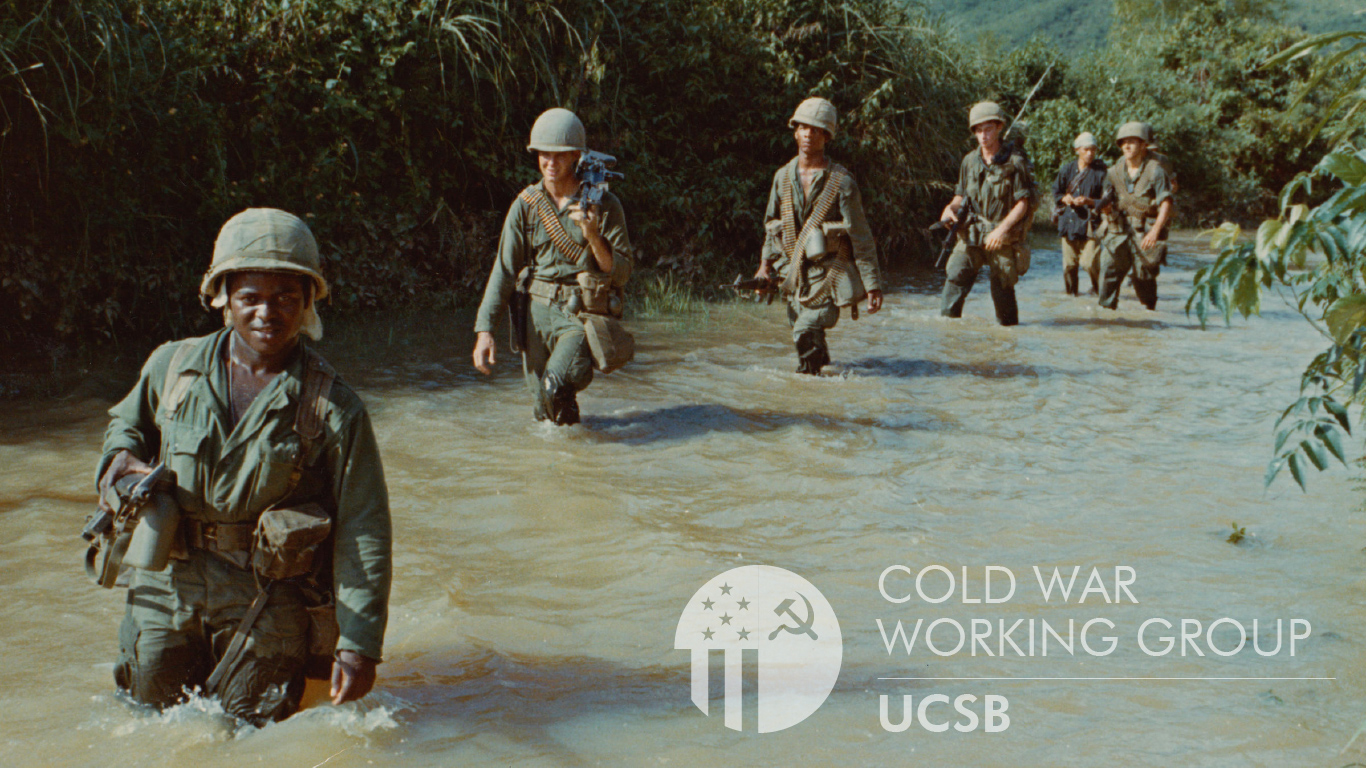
[674,565,842,732]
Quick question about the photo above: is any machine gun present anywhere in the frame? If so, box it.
[929,196,980,269]
[1088,187,1147,254]
[724,274,782,304]
[83,463,178,588]
[574,150,623,210]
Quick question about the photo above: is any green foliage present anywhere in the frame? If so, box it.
[989,0,1335,225]
[0,0,973,346]
[1226,522,1247,544]
[1188,144,1366,489]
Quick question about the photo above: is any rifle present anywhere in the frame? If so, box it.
[1089,188,1148,255]
[83,463,178,588]
[929,196,980,269]
[574,150,623,210]
[724,273,781,304]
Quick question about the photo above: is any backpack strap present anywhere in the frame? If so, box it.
[518,186,589,266]
[282,347,335,501]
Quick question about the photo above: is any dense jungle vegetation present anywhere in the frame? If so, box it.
[0,0,1353,349]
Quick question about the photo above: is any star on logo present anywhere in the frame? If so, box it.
[737,627,750,640]
[719,583,732,595]
[702,598,714,610]
[719,613,733,625]
[702,628,714,640]
[736,597,750,611]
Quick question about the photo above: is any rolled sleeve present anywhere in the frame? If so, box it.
[599,195,634,286]
[760,172,783,263]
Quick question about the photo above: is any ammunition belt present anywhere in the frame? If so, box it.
[182,518,255,553]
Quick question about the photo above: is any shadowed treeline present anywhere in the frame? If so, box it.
[0,0,972,349]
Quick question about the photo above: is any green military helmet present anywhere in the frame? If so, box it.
[1073,131,1098,149]
[526,108,586,153]
[968,101,1007,130]
[1116,121,1153,145]
[788,97,838,138]
[199,208,328,302]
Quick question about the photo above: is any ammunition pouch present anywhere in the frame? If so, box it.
[251,503,332,581]
[583,313,635,373]
[576,271,624,318]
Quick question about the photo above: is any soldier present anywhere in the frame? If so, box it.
[1097,121,1174,311]
[472,108,632,424]
[753,97,882,375]
[938,101,1037,326]
[97,208,392,723]
[1052,131,1107,296]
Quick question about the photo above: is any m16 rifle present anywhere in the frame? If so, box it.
[724,274,782,304]
[574,150,623,210]
[929,196,980,269]
[83,462,179,588]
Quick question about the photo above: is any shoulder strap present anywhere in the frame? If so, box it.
[518,186,589,266]
[159,340,199,420]
[280,348,336,502]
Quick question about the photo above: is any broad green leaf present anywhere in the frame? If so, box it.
[1302,439,1329,471]
[1317,151,1366,187]
[1325,295,1366,344]
[1288,453,1307,490]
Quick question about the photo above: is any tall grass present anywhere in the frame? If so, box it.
[1,0,974,347]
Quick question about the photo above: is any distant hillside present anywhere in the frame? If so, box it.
[924,0,1363,51]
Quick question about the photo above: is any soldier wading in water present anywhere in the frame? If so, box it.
[97,209,392,723]
[754,97,883,374]
[1097,121,1174,311]
[473,108,633,423]
[938,101,1037,326]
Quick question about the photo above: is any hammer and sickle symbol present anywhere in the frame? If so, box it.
[768,593,818,641]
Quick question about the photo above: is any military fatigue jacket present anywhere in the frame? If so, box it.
[760,157,882,292]
[1051,159,1107,240]
[955,147,1036,245]
[474,184,633,334]
[99,329,392,659]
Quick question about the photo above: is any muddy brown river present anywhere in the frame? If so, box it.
[2,233,1364,766]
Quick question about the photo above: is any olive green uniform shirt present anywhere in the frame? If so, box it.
[760,158,882,292]
[955,147,1036,244]
[98,329,392,660]
[474,185,633,334]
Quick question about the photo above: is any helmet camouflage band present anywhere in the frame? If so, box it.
[199,208,328,302]
[1116,121,1153,145]
[968,101,1007,130]
[527,108,586,153]
[788,97,838,139]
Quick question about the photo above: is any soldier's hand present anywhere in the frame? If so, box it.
[867,289,883,315]
[1061,194,1074,207]
[569,203,602,241]
[984,224,1010,251]
[98,450,153,513]
[940,203,960,225]
[473,331,497,375]
[330,649,377,705]
[1141,229,1160,251]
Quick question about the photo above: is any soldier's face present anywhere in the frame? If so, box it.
[227,271,309,357]
[1119,138,1146,161]
[793,123,829,156]
[539,150,579,186]
[1076,145,1096,165]
[973,120,1003,150]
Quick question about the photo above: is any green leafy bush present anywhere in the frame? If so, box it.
[1,0,973,347]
